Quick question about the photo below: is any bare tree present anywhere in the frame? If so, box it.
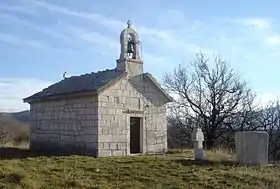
[256,101,280,160]
[167,104,196,148]
[0,127,9,144]
[164,53,256,149]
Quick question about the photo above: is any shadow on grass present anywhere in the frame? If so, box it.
[173,158,243,167]
[0,147,96,160]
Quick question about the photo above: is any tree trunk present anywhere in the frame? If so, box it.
[205,132,215,149]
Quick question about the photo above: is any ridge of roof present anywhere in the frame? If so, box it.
[23,68,126,103]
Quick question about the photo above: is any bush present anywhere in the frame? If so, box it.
[13,131,29,146]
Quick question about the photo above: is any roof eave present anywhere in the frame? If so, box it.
[144,73,174,102]
[22,72,128,104]
[23,90,98,104]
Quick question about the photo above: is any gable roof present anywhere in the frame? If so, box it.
[23,69,127,103]
[143,73,174,102]
[23,69,173,104]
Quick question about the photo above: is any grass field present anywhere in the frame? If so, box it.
[0,148,279,189]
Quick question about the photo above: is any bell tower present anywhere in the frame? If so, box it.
[116,20,143,77]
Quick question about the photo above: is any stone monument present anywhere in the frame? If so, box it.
[191,127,205,160]
[235,131,269,165]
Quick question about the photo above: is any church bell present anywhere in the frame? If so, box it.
[127,43,135,53]
[127,38,135,54]
[127,47,135,54]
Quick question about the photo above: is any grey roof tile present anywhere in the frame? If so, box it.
[23,68,125,102]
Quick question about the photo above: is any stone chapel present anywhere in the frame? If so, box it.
[23,20,173,157]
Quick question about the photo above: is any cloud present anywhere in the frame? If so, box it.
[211,16,280,64]
[63,24,118,50]
[25,0,207,56]
[0,4,38,15]
[0,13,95,52]
[0,13,73,42]
[223,17,272,29]
[15,0,280,59]
[240,18,271,29]
[257,92,280,108]
[0,33,44,48]
[25,0,124,30]
[266,35,280,45]
[5,1,279,63]
[21,1,277,71]
[22,0,198,64]
[143,53,173,70]
[0,13,121,52]
[0,78,52,112]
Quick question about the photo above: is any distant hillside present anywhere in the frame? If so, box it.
[0,113,28,129]
[0,112,29,143]
[8,110,30,124]
[0,110,30,125]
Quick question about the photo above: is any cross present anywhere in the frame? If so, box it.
[127,20,132,28]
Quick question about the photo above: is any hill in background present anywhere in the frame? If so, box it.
[0,110,30,125]
[0,110,30,144]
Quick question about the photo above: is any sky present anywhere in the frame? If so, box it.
[0,0,280,112]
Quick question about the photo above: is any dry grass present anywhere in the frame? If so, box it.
[0,148,279,189]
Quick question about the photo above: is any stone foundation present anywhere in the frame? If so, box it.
[29,141,98,156]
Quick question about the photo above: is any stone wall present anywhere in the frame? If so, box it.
[29,73,168,157]
[29,96,98,156]
[97,74,168,157]
[131,75,168,154]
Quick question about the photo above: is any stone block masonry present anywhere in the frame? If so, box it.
[29,75,169,157]
[97,75,168,157]
[29,96,99,156]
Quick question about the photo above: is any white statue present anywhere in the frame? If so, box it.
[191,127,205,160]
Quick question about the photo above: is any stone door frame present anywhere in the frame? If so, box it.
[125,110,146,155]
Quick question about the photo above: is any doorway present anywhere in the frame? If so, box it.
[130,117,141,154]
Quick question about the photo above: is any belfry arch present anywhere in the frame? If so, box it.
[116,20,143,76]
